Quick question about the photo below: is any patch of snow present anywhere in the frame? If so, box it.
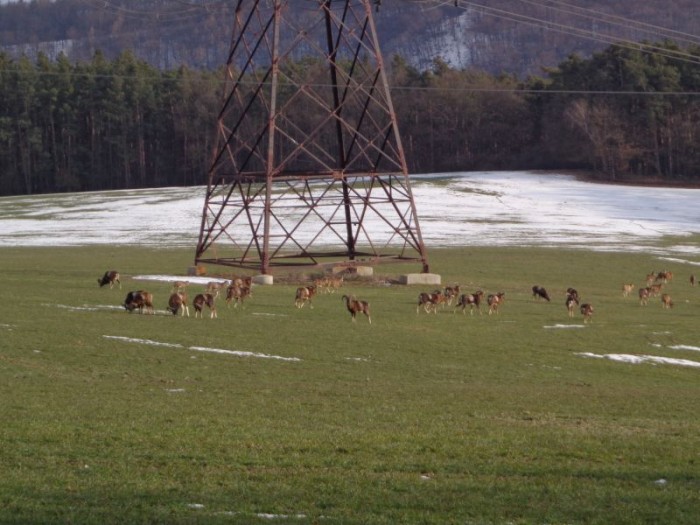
[668,345,700,353]
[52,303,123,312]
[256,514,306,520]
[103,335,184,348]
[1,173,698,255]
[657,257,700,267]
[577,352,700,368]
[132,275,230,285]
[189,346,301,362]
[103,335,301,361]
[544,324,585,329]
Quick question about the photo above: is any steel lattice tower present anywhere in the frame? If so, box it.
[195,0,429,274]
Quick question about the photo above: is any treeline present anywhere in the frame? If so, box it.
[392,40,700,181]
[0,50,219,195]
[1,40,700,196]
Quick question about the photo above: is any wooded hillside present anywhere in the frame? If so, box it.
[2,1,700,77]
[2,39,699,196]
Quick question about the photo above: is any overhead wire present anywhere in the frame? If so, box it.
[524,0,700,47]
[2,0,700,97]
[433,0,700,67]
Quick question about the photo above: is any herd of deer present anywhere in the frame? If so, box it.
[626,269,695,310]
[99,270,370,323]
[416,268,695,323]
[99,266,695,324]
[415,283,594,322]
[292,276,370,323]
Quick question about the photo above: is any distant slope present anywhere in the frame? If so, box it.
[1,1,698,76]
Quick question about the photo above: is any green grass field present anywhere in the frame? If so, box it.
[1,245,699,524]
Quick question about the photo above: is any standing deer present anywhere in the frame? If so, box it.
[342,295,371,324]
[580,303,594,324]
[193,293,217,318]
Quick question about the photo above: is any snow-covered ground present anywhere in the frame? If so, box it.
[0,171,698,256]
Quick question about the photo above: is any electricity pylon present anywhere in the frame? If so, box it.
[195,0,429,274]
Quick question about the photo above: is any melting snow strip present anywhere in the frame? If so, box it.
[52,303,123,311]
[132,275,230,285]
[669,345,700,353]
[657,257,700,267]
[577,352,700,368]
[103,335,300,361]
[103,335,184,348]
[544,324,585,329]
[189,346,300,361]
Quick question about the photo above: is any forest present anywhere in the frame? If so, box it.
[1,39,700,196]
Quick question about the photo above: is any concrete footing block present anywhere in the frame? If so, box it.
[252,274,274,285]
[354,266,374,277]
[398,273,441,286]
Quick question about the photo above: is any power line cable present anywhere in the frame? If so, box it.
[441,0,700,67]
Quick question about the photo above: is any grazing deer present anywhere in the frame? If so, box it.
[646,272,656,286]
[123,290,154,314]
[487,292,505,315]
[455,290,484,315]
[193,293,217,318]
[622,283,635,297]
[580,303,594,323]
[691,274,696,287]
[661,294,674,309]
[532,285,550,301]
[342,295,371,324]
[98,270,121,289]
[294,285,317,309]
[167,292,190,316]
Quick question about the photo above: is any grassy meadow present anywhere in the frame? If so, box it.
[0,244,699,524]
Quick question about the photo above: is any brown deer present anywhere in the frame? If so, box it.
[565,293,579,318]
[123,290,154,314]
[417,292,438,314]
[621,283,635,297]
[294,285,317,309]
[532,285,550,301]
[193,293,217,319]
[98,270,121,289]
[639,287,651,306]
[443,284,461,306]
[226,283,252,308]
[342,295,371,324]
[167,292,190,316]
[661,294,674,309]
[454,290,484,315]
[170,280,189,294]
[487,292,505,315]
[580,303,594,323]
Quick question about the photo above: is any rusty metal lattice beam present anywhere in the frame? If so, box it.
[195,0,429,274]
